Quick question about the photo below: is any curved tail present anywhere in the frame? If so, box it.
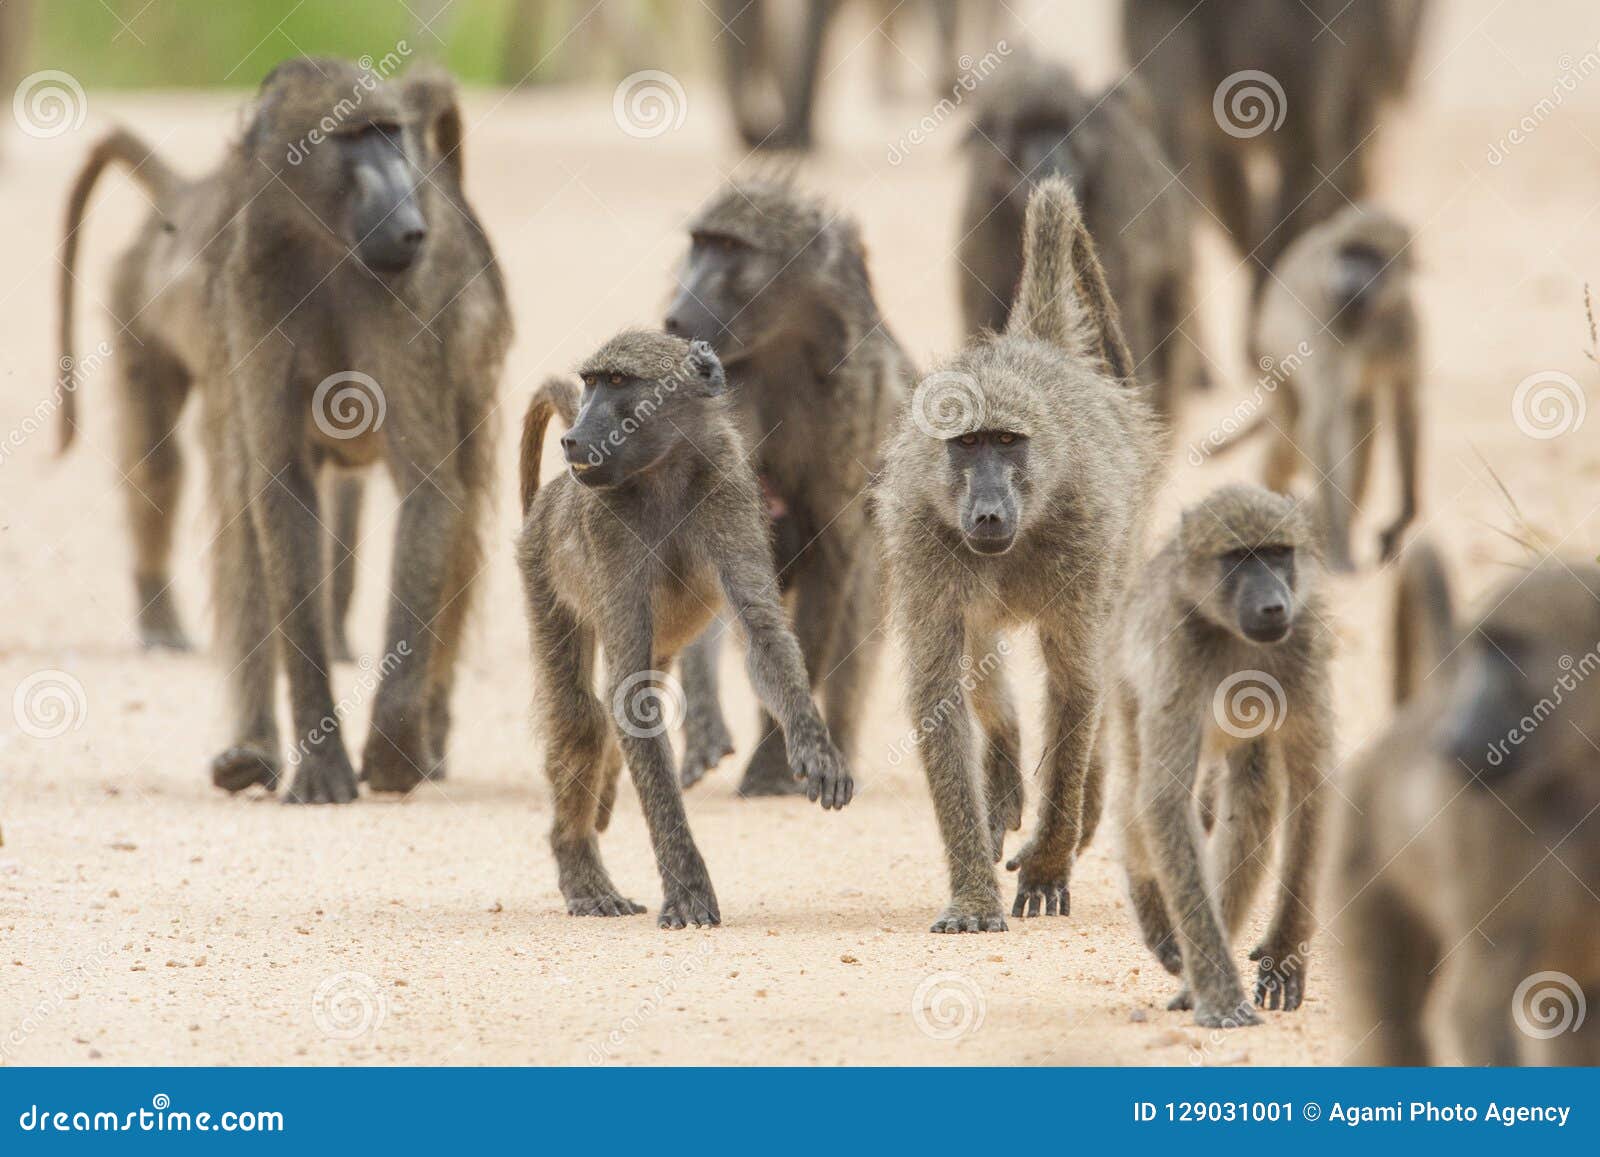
[1392,538,1455,707]
[58,127,184,453]
[1006,175,1136,386]
[519,376,581,515]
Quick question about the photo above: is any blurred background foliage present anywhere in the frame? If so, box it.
[13,0,699,89]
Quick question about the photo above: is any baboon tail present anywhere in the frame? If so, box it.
[1006,176,1137,386]
[58,127,185,454]
[1203,410,1271,457]
[1392,538,1455,707]
[519,376,580,515]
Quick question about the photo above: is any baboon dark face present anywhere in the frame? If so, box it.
[970,113,1083,212]
[946,431,1029,555]
[336,120,428,273]
[1217,545,1297,643]
[1326,240,1405,323]
[665,230,782,355]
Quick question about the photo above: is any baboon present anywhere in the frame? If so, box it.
[958,54,1209,432]
[717,0,835,150]
[1333,544,1600,1064]
[1213,204,1420,571]
[1113,485,1332,1027]
[1122,0,1429,289]
[665,175,913,794]
[875,177,1163,932]
[58,60,511,803]
[516,332,852,929]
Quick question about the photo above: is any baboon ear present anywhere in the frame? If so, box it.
[686,339,727,396]
[405,70,463,182]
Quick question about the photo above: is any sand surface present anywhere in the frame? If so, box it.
[4,1,1600,1065]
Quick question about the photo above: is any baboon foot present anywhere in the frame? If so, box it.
[1192,990,1261,1029]
[1250,945,1307,1012]
[283,747,359,805]
[930,902,1009,934]
[658,878,720,929]
[1153,940,1184,977]
[210,743,280,793]
[567,891,648,918]
[736,733,806,798]
[680,708,734,790]
[1006,842,1072,918]
[360,727,430,794]
[136,582,193,652]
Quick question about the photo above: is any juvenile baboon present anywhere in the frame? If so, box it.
[1333,546,1600,1064]
[1113,485,1332,1027]
[1214,204,1420,571]
[665,175,913,794]
[1122,0,1429,289]
[516,332,852,928]
[958,54,1209,431]
[875,177,1163,932]
[58,60,511,803]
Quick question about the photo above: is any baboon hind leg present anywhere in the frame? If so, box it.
[322,470,364,665]
[1207,741,1279,939]
[116,337,194,651]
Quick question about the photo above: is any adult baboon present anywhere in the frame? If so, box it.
[1122,0,1429,289]
[58,59,511,803]
[717,0,835,150]
[1214,204,1420,571]
[1333,545,1600,1064]
[665,175,912,794]
[516,333,852,928]
[958,54,1208,434]
[876,177,1163,932]
[1114,485,1333,1027]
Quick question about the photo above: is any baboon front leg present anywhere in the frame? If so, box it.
[1206,741,1278,940]
[1115,692,1181,973]
[1448,943,1528,1066]
[1251,722,1328,1012]
[116,338,194,651]
[678,618,734,790]
[968,634,1022,862]
[323,470,364,664]
[1378,368,1420,563]
[1309,392,1360,572]
[1338,885,1437,1064]
[1005,625,1103,919]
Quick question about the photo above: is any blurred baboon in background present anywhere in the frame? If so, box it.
[1122,0,1430,290]
[718,0,836,150]
[1333,545,1600,1064]
[959,54,1209,435]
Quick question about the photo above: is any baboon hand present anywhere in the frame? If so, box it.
[1192,989,1262,1029]
[680,705,735,790]
[930,900,1008,933]
[786,722,854,811]
[282,745,359,806]
[1005,842,1072,917]
[1250,944,1307,1012]
[659,876,721,930]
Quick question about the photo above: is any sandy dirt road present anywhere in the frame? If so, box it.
[3,2,1600,1066]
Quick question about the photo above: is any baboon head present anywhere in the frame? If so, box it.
[561,331,728,489]
[665,176,872,363]
[964,57,1105,217]
[1179,485,1316,645]
[1317,204,1414,327]
[1434,561,1600,789]
[242,58,464,276]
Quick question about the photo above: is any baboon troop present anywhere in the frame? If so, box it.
[1113,485,1332,1027]
[516,332,851,928]
[665,175,912,794]
[958,53,1208,432]
[876,177,1162,932]
[1332,544,1600,1063]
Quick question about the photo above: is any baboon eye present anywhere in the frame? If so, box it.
[609,373,623,385]
[959,434,979,447]
[997,432,1017,445]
